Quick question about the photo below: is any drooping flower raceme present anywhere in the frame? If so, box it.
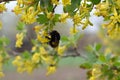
[15,32,24,48]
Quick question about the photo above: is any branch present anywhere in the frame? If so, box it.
[62,47,87,59]
[62,54,81,58]
[62,47,81,58]
[0,0,16,3]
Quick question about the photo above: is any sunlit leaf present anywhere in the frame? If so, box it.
[16,21,25,31]
[22,51,31,59]
[37,14,49,24]
[95,43,102,51]
[63,0,82,16]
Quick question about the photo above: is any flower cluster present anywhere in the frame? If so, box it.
[0,3,6,13]
[62,0,71,6]
[89,65,102,80]
[0,2,7,30]
[12,56,34,73]
[15,32,24,48]
[13,0,41,24]
[95,0,120,39]
[72,0,93,31]
[12,46,57,75]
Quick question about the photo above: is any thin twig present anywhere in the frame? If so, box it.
[62,47,87,59]
[62,54,81,58]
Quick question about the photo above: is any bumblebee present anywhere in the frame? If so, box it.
[47,30,60,48]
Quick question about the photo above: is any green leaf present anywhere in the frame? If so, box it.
[106,53,112,62]
[90,0,101,5]
[99,54,106,62]
[3,37,10,45]
[114,61,120,67]
[87,52,97,63]
[95,43,102,51]
[63,0,82,16]
[52,14,60,25]
[53,14,60,22]
[80,62,92,69]
[1,52,7,57]
[71,0,81,6]
[0,37,10,47]
[40,0,53,12]
[47,3,53,12]
[85,45,93,52]
[37,14,49,24]
[74,33,83,42]
[22,51,31,59]
[61,36,69,42]
[63,5,75,16]
[16,21,25,31]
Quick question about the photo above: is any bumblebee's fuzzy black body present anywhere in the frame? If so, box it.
[48,30,60,48]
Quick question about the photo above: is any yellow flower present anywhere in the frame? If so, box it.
[57,46,66,56]
[47,12,53,20]
[0,72,4,77]
[73,13,82,25]
[15,56,22,60]
[17,67,25,73]
[12,60,23,67]
[12,56,23,67]
[0,21,2,30]
[17,0,23,5]
[24,60,34,73]
[96,0,109,11]
[52,0,59,5]
[89,76,95,80]
[0,3,6,13]
[12,5,24,15]
[116,0,120,9]
[70,27,78,35]
[26,66,33,73]
[37,30,50,43]
[39,47,48,54]
[21,13,36,24]
[13,56,36,74]
[37,4,42,12]
[41,56,53,64]
[62,0,71,6]
[21,7,38,24]
[15,33,24,48]
[46,65,56,75]
[37,34,49,43]
[15,40,23,48]
[82,18,92,30]
[33,25,42,33]
[109,7,120,24]
[95,0,109,17]
[32,53,41,63]
[59,13,69,23]
[102,7,120,39]
[39,47,53,64]
[23,0,35,5]
[31,46,37,52]
[89,65,102,80]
